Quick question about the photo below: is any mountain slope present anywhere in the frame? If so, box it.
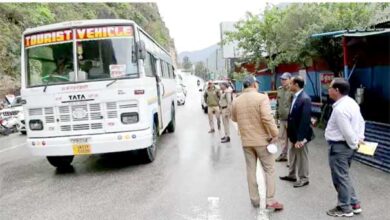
[178,44,218,63]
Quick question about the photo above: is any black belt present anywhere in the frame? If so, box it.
[221,106,228,109]
[327,140,347,145]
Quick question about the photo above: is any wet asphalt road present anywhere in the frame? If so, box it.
[1,74,389,220]
[0,75,261,220]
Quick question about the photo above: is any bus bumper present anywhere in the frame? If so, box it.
[27,128,152,156]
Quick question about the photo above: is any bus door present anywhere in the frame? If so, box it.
[151,55,164,131]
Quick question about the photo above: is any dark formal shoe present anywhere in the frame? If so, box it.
[251,199,260,208]
[221,136,230,143]
[352,204,362,214]
[208,129,215,133]
[275,154,288,162]
[326,206,354,217]
[279,176,297,182]
[221,136,226,140]
[293,180,309,188]
[266,202,284,211]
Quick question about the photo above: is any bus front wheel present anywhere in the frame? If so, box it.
[47,156,74,168]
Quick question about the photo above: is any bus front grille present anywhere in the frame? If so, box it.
[57,103,106,132]
[28,108,43,116]
[33,102,122,132]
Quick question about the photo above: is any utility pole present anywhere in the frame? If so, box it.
[206,58,209,80]
[216,49,218,71]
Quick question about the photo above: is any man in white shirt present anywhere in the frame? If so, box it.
[325,78,365,218]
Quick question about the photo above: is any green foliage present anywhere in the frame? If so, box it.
[232,67,250,81]
[182,56,192,71]
[194,62,207,79]
[224,3,388,74]
[0,3,175,94]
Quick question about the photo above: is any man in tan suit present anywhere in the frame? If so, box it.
[231,75,283,211]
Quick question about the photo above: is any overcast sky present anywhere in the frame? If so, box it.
[157,0,267,53]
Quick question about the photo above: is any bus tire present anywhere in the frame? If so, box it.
[142,122,158,163]
[166,105,176,133]
[47,156,74,168]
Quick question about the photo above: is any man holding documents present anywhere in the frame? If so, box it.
[325,78,365,217]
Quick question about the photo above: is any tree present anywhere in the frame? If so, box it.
[194,62,207,79]
[182,56,192,71]
[224,3,388,81]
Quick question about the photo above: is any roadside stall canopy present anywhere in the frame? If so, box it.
[311,28,390,79]
[311,29,390,38]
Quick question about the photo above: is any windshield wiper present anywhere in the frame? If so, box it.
[106,79,118,88]
[43,78,50,93]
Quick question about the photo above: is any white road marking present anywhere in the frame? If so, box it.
[257,161,270,220]
[0,142,26,154]
[207,197,221,220]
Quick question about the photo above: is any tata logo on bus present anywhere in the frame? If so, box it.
[69,94,86,101]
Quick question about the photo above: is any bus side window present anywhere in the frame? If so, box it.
[145,52,154,77]
[168,64,173,79]
[162,61,168,78]
[169,65,174,79]
[167,64,170,79]
[160,60,165,78]
[165,62,169,79]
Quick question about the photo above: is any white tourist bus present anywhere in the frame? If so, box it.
[21,20,176,168]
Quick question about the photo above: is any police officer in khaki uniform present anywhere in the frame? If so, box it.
[219,82,232,143]
[204,81,221,133]
[275,72,293,163]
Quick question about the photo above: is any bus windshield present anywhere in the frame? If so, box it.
[77,38,138,81]
[25,26,138,87]
[27,42,74,86]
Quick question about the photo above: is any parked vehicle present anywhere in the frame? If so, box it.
[0,118,11,135]
[0,116,18,135]
[180,84,187,96]
[176,85,186,105]
[0,96,23,134]
[16,112,26,135]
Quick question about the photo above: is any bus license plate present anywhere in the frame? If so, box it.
[72,144,91,155]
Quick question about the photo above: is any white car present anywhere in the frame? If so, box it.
[16,112,26,135]
[176,85,186,105]
[180,84,187,96]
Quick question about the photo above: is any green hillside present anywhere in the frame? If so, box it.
[0,3,176,96]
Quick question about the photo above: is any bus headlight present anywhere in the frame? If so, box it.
[29,120,43,130]
[121,113,139,124]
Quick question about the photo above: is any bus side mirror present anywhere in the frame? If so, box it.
[137,41,146,60]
